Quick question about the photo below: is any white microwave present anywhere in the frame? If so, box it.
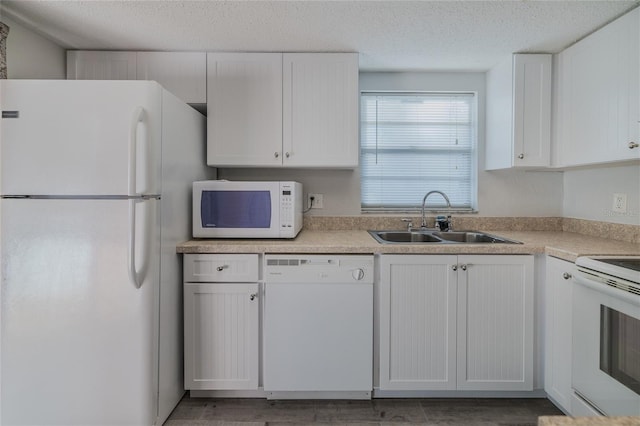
[193,180,303,238]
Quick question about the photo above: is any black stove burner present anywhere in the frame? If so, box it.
[598,258,640,272]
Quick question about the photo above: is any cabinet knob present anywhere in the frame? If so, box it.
[216,265,228,272]
[563,272,572,280]
[250,293,257,301]
[629,142,639,149]
[518,154,524,159]
[352,268,365,281]
[460,264,467,271]
[274,152,280,158]
[285,152,290,158]
[452,265,458,271]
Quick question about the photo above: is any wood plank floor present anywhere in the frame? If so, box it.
[164,397,564,425]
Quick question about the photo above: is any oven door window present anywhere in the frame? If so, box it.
[601,305,640,395]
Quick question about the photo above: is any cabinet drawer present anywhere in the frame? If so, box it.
[184,254,259,282]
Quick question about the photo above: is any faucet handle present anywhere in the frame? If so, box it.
[436,215,452,232]
[401,218,414,231]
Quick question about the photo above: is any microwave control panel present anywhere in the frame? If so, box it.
[280,183,295,229]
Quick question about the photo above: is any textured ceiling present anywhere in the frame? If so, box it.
[2,0,639,71]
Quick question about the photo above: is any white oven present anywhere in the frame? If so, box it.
[572,256,640,416]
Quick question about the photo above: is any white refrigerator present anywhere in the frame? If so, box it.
[0,80,213,425]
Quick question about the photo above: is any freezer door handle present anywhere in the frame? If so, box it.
[128,107,146,196]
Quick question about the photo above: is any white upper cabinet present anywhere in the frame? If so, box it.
[67,51,207,105]
[67,51,137,80]
[553,7,639,167]
[207,53,284,167]
[136,52,206,104]
[485,54,552,170]
[206,52,359,168]
[282,53,359,167]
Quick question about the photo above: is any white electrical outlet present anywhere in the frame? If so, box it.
[308,193,324,209]
[612,193,627,213]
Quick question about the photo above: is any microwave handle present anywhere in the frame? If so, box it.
[573,273,640,307]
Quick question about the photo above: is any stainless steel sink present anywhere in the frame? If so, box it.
[432,231,521,244]
[372,231,442,243]
[368,230,521,244]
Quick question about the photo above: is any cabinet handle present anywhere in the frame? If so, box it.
[216,265,228,272]
[629,142,639,149]
[250,293,257,301]
[460,264,467,271]
[452,265,458,271]
[352,268,365,281]
[274,152,280,158]
[563,272,572,280]
[285,152,290,158]
[518,154,524,159]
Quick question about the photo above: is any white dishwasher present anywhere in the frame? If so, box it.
[263,254,374,399]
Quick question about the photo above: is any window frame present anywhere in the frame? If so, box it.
[359,90,478,214]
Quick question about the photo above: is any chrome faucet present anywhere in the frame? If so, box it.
[421,190,451,229]
[401,218,414,231]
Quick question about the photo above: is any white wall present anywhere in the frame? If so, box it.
[563,164,640,226]
[1,16,65,79]
[220,71,564,217]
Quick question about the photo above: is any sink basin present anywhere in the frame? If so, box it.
[372,231,442,243]
[368,230,521,245]
[432,231,521,244]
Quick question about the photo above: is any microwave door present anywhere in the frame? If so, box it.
[197,187,280,238]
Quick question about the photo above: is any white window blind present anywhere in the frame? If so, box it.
[360,92,476,212]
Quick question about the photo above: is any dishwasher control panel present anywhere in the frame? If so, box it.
[264,255,374,284]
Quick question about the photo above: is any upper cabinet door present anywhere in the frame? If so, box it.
[282,53,359,168]
[206,53,283,167]
[615,8,639,160]
[512,54,552,167]
[136,52,206,104]
[67,51,137,80]
[554,7,640,167]
[485,54,551,170]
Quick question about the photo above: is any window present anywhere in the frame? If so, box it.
[360,92,476,212]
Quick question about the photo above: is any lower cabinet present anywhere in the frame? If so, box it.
[379,255,534,391]
[183,254,260,390]
[544,255,576,414]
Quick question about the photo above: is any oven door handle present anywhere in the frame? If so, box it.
[573,273,640,307]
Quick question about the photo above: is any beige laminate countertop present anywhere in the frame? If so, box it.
[539,416,640,425]
[177,230,640,262]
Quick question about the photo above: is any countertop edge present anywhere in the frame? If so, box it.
[538,416,640,425]
[177,230,640,262]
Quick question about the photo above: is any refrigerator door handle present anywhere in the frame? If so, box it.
[128,198,145,289]
[129,107,146,196]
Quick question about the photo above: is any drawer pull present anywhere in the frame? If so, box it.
[216,265,229,272]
